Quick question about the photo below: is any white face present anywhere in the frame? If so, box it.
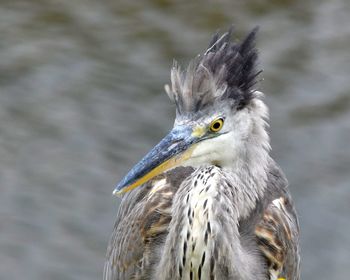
[177,102,256,169]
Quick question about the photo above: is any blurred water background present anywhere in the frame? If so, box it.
[0,0,349,279]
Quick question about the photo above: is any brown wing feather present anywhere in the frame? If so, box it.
[103,167,193,280]
[255,196,300,280]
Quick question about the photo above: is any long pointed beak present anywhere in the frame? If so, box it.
[113,126,198,195]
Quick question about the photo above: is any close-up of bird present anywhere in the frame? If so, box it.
[104,28,300,280]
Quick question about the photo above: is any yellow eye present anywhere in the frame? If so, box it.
[209,118,224,132]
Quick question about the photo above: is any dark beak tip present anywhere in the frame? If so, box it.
[113,184,123,196]
[113,178,128,195]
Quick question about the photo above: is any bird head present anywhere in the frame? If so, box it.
[114,27,269,195]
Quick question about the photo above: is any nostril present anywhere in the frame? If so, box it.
[211,160,222,168]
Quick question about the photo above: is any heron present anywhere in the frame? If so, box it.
[104,27,300,280]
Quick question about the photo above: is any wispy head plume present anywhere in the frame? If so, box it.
[165,27,261,115]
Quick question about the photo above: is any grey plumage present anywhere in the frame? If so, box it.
[104,28,300,280]
[165,27,260,115]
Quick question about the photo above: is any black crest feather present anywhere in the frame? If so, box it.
[165,27,261,114]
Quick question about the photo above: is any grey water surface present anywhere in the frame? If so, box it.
[1,0,349,279]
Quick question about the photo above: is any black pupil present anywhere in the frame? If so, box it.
[213,121,221,130]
